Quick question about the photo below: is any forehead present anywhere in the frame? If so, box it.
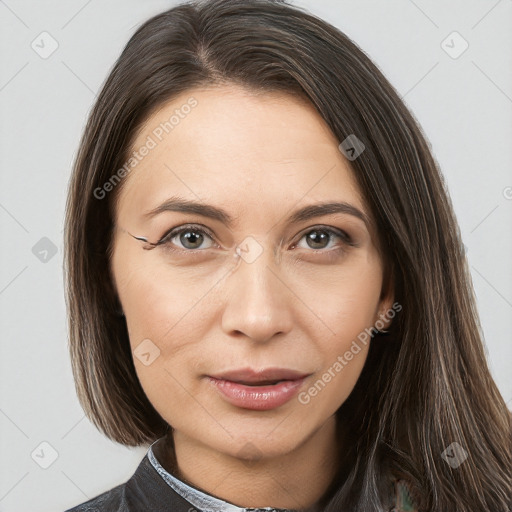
[115,84,367,226]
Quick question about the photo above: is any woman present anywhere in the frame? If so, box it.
[63,0,511,511]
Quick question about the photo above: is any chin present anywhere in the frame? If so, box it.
[210,422,316,462]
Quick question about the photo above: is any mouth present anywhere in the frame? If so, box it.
[231,379,288,386]
[209,367,311,384]
[206,367,311,411]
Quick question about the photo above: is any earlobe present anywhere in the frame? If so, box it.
[115,301,125,317]
[375,266,395,333]
[375,299,395,334]
[106,253,125,317]
[107,269,125,317]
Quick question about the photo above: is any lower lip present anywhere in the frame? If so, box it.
[207,376,307,411]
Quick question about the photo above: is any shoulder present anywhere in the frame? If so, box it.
[64,482,126,512]
[63,451,196,512]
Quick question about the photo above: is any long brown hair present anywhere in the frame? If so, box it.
[64,1,512,510]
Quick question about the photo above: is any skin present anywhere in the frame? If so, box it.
[110,84,394,510]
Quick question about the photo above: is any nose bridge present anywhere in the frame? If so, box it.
[221,236,293,342]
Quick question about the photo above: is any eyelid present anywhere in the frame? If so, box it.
[157,223,218,247]
[154,222,356,255]
[292,224,354,247]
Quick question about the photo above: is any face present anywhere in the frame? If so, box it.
[110,84,393,461]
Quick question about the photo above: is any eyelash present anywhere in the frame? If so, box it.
[148,223,356,259]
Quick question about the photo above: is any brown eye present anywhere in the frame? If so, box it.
[295,227,352,251]
[158,224,216,251]
[178,230,206,249]
[304,229,331,249]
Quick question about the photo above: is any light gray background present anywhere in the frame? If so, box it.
[0,1,511,511]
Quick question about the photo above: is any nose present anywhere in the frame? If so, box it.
[220,243,294,344]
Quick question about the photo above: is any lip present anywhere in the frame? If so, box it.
[209,367,311,384]
[206,367,311,411]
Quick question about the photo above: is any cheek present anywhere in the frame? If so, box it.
[117,258,218,349]
[293,258,381,405]
[293,253,383,340]
[114,245,383,416]
[117,265,208,425]
[298,292,375,413]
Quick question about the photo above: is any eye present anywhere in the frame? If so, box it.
[293,226,353,252]
[156,224,216,251]
[154,224,355,256]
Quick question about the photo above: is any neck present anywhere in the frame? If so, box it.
[166,416,343,510]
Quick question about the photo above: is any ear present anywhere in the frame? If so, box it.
[107,250,125,317]
[375,263,396,331]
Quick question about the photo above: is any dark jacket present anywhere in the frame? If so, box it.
[64,454,198,512]
[64,437,418,512]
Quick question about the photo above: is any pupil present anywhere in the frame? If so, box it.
[181,231,203,249]
[178,230,330,250]
[307,230,329,249]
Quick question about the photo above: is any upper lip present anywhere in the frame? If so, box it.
[208,367,311,384]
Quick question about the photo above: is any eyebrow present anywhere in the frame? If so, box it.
[144,196,371,230]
